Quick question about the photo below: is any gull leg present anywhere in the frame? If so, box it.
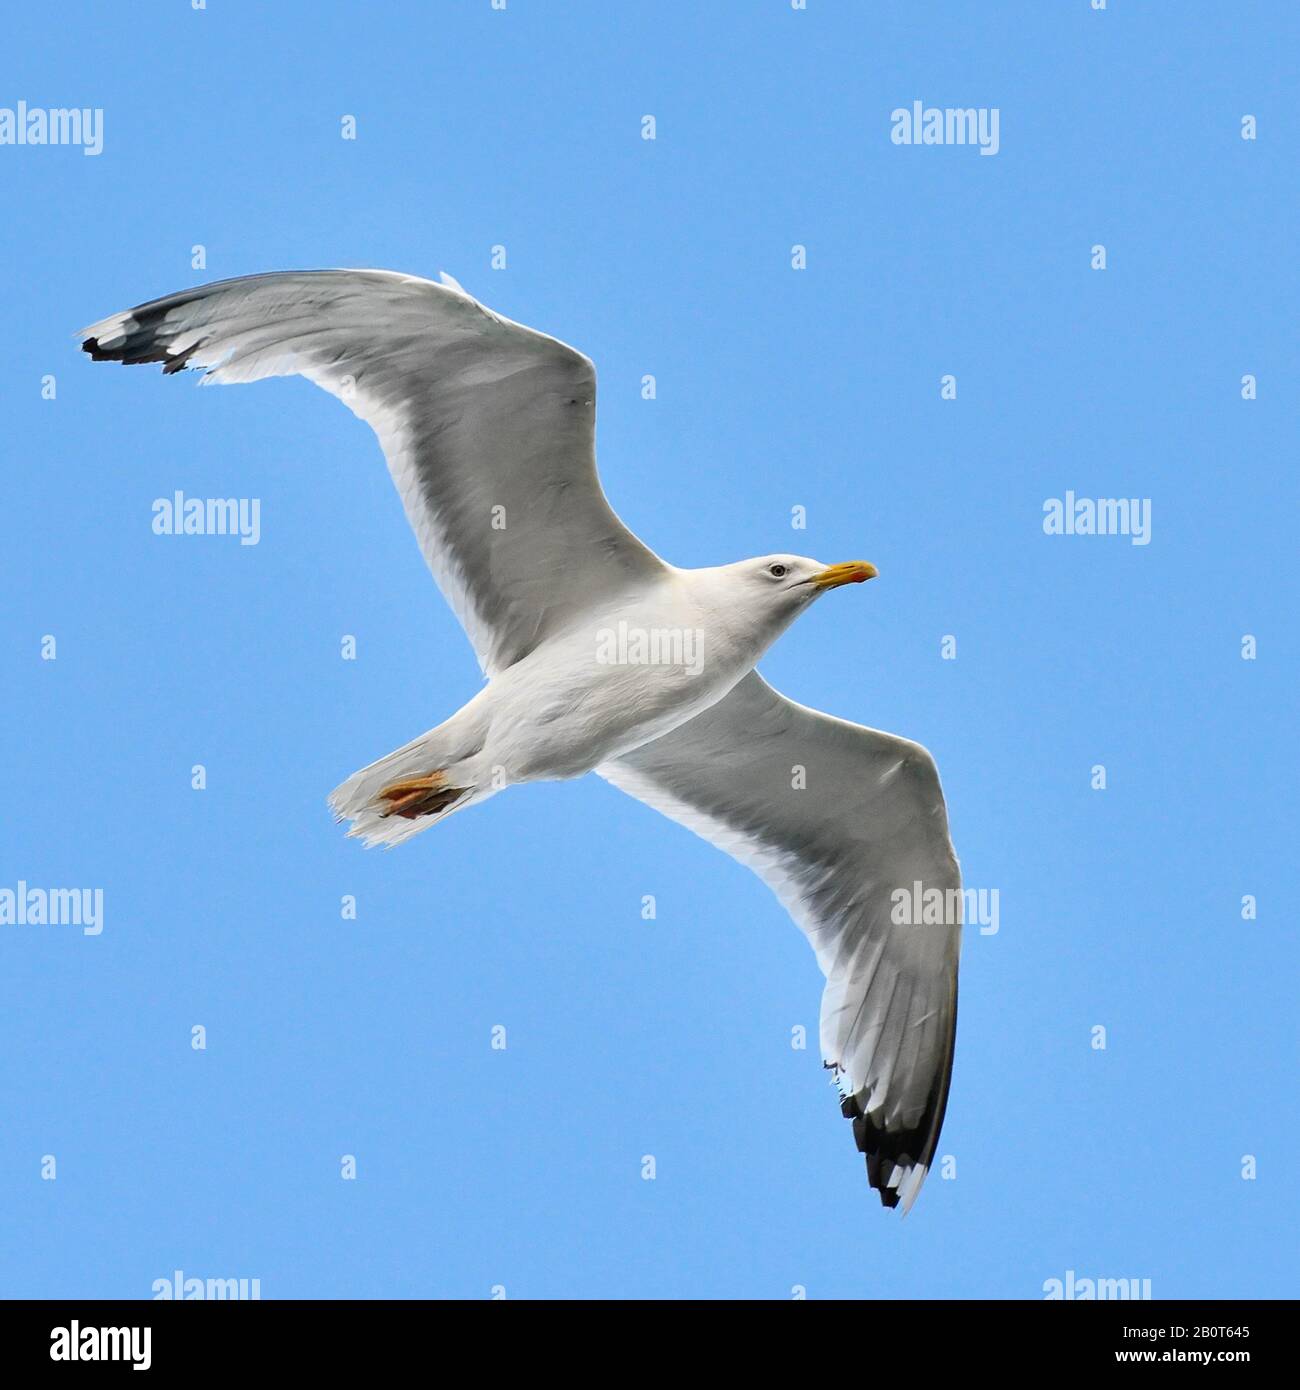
[326,701,497,847]
[374,771,469,820]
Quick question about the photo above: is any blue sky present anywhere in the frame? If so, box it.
[3,1,1296,1299]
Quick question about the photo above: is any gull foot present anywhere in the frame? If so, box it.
[375,772,467,820]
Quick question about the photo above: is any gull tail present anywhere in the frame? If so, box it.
[328,726,494,849]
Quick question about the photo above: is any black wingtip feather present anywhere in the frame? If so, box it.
[828,982,959,1212]
[853,1106,915,1208]
[81,329,197,374]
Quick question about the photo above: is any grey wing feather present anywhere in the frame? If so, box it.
[81,269,665,675]
[598,671,961,1212]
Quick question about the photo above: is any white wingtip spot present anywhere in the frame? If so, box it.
[77,311,134,346]
[898,1162,929,1215]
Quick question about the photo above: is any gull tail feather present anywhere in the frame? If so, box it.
[328,729,490,849]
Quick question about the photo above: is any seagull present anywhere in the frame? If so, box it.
[81,269,962,1212]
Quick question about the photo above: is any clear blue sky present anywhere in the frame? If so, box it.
[3,1,1296,1299]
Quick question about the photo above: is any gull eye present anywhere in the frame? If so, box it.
[768,563,788,578]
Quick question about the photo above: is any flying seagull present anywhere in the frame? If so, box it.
[81,269,961,1211]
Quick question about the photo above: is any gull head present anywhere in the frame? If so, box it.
[701,554,879,648]
[742,553,878,604]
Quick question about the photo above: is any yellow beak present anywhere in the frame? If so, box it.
[811,560,878,590]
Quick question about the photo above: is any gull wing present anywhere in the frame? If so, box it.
[81,269,665,675]
[598,671,961,1212]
